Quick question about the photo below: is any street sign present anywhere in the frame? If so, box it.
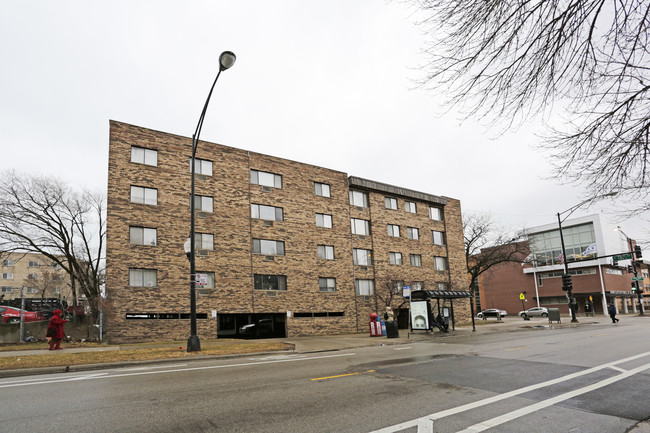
[519,293,525,300]
[613,253,633,261]
[195,273,208,286]
[632,276,644,281]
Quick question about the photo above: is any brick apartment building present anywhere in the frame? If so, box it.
[0,252,69,303]
[476,214,647,317]
[106,121,468,343]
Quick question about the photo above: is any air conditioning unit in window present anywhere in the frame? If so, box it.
[357,235,366,240]
[359,266,367,271]
[196,250,209,257]
[262,186,273,193]
[195,174,207,181]
[264,220,273,227]
[197,212,209,219]
[356,206,365,211]
[266,291,276,297]
[361,296,371,302]
[265,256,275,261]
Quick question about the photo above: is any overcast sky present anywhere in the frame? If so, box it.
[1,1,646,243]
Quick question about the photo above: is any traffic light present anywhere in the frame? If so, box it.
[634,245,642,259]
[632,284,639,293]
[627,265,634,274]
[562,274,573,291]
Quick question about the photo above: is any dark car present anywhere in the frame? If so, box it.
[239,319,274,338]
[518,307,549,318]
[476,308,507,318]
[0,306,46,324]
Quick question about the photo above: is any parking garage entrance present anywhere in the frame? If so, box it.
[217,313,286,339]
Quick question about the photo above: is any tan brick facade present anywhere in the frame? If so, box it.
[106,121,467,343]
[1,252,68,302]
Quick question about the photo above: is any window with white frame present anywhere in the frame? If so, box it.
[195,272,215,288]
[54,287,62,294]
[254,274,287,291]
[194,233,214,250]
[2,260,14,266]
[130,227,157,246]
[351,218,370,236]
[411,281,423,291]
[319,277,336,292]
[1,273,13,280]
[407,227,419,240]
[385,197,397,210]
[316,213,333,228]
[410,254,422,267]
[26,287,37,294]
[355,279,375,296]
[434,256,448,271]
[129,268,157,287]
[251,204,283,221]
[349,190,369,207]
[1,286,12,293]
[252,239,285,256]
[130,186,158,206]
[314,182,330,197]
[436,282,449,290]
[190,158,213,176]
[429,206,443,221]
[353,248,373,266]
[250,169,282,188]
[387,224,400,237]
[432,231,446,246]
[405,201,417,213]
[27,274,38,280]
[193,195,213,212]
[317,245,335,260]
[131,146,158,166]
[389,252,402,265]
[28,261,39,267]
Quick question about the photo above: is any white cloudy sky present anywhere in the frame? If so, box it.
[1,1,646,242]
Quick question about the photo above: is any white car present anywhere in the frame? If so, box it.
[518,307,549,318]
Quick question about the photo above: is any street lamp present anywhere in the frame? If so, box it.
[615,226,645,316]
[187,51,236,352]
[557,193,617,323]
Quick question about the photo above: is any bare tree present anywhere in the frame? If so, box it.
[374,276,411,321]
[464,214,529,294]
[407,1,650,210]
[0,171,105,319]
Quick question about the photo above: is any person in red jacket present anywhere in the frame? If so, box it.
[46,310,68,350]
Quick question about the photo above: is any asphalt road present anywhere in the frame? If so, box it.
[1,319,649,433]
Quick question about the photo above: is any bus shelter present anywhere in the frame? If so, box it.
[409,289,474,332]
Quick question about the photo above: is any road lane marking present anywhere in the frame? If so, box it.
[394,347,412,351]
[458,361,650,432]
[311,370,375,381]
[369,350,650,433]
[0,352,355,389]
[504,346,529,351]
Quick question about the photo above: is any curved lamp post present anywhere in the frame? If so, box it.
[186,51,236,352]
[557,192,617,323]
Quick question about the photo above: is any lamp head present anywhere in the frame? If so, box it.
[219,51,236,71]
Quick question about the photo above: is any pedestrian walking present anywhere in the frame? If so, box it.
[46,310,68,350]
[607,303,619,324]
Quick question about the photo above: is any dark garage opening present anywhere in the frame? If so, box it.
[218,313,286,339]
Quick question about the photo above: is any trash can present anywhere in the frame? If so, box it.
[385,320,399,338]
[547,308,561,324]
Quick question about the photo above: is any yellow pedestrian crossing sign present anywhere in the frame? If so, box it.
[519,293,525,300]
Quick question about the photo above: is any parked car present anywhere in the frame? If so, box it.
[518,307,549,318]
[0,306,46,324]
[476,308,507,318]
[239,319,274,338]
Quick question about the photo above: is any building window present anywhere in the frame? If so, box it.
[319,277,336,292]
[2,260,14,266]
[529,222,596,266]
[194,233,214,250]
[349,190,369,207]
[28,261,39,267]
[353,248,373,266]
[251,204,283,221]
[432,231,446,246]
[410,254,422,267]
[129,269,157,287]
[436,282,449,290]
[385,197,397,210]
[1,273,13,280]
[606,268,623,275]
[253,239,285,256]
[1,286,12,293]
[250,169,282,188]
[53,263,62,270]
[407,227,419,240]
[317,245,335,260]
[429,206,443,221]
[355,279,375,296]
[190,158,213,176]
[195,272,215,288]
[131,146,158,166]
[387,224,400,237]
[26,287,38,294]
[316,213,333,228]
[27,273,38,280]
[314,182,330,197]
[351,218,370,236]
[405,201,417,213]
[193,195,214,212]
[434,256,448,271]
[389,252,403,265]
[130,227,158,246]
[130,186,158,206]
[54,287,62,294]
[254,274,287,291]
[411,281,423,291]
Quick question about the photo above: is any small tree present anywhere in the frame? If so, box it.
[375,276,411,322]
